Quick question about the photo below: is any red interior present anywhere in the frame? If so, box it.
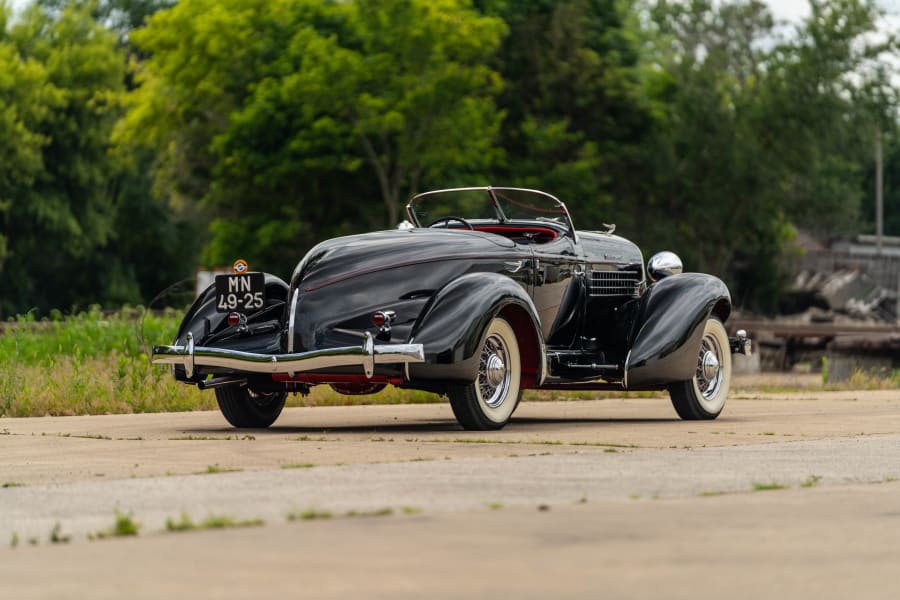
[472,225,558,243]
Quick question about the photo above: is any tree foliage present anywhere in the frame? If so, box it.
[0,3,124,314]
[1,0,899,316]
[482,0,656,228]
[640,0,896,308]
[117,0,506,274]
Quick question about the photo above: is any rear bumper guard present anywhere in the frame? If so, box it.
[152,332,425,379]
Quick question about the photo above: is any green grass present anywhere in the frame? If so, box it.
[0,307,208,417]
[752,481,787,491]
[166,512,265,531]
[0,306,662,417]
[835,369,900,391]
[4,307,896,418]
[345,507,394,518]
[204,464,243,474]
[800,475,823,488]
[286,509,334,521]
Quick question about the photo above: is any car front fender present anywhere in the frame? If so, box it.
[408,272,544,383]
[624,273,731,388]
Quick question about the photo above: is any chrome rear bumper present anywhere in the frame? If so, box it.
[152,332,425,379]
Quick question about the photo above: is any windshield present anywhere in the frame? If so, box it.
[407,187,572,231]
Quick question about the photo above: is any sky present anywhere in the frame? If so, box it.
[767,0,812,21]
[768,0,900,26]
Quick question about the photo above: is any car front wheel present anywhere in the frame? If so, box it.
[214,386,286,428]
[668,317,731,420]
[447,316,522,430]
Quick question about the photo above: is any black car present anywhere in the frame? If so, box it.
[153,187,751,430]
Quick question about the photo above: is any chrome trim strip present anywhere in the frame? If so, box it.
[538,335,548,387]
[152,337,425,377]
[287,288,299,353]
[185,332,195,378]
[622,349,631,389]
[363,333,375,378]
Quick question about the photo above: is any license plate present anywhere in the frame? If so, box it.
[214,272,265,313]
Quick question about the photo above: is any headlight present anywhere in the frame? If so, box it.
[647,251,683,282]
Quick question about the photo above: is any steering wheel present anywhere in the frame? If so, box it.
[427,216,474,230]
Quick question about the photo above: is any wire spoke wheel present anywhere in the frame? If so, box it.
[668,317,731,420]
[695,333,724,401]
[478,334,511,408]
[448,316,521,430]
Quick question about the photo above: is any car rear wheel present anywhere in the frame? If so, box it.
[668,317,731,420]
[215,386,286,428]
[447,317,522,430]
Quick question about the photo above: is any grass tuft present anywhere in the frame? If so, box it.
[92,510,140,539]
[287,509,333,521]
[49,523,71,544]
[166,512,264,531]
[199,515,264,529]
[204,464,242,474]
[752,481,787,491]
[800,475,823,488]
[345,508,394,518]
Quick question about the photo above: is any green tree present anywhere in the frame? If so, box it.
[344,0,506,226]
[644,0,897,309]
[0,3,127,315]
[0,16,56,279]
[479,0,656,228]
[118,0,507,274]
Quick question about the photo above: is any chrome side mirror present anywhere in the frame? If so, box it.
[647,251,683,282]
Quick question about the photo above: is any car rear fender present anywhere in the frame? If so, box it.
[408,272,544,385]
[624,273,731,388]
[172,273,289,381]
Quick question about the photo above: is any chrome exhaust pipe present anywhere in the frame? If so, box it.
[197,376,247,390]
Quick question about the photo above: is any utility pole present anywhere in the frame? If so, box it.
[876,129,883,256]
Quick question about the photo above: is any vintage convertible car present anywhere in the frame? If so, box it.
[153,187,751,430]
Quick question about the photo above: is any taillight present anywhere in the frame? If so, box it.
[227,312,242,327]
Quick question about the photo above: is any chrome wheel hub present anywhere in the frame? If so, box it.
[479,334,511,409]
[485,354,506,388]
[701,351,720,381]
[695,333,724,401]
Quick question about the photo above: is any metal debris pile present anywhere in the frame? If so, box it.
[788,268,898,322]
